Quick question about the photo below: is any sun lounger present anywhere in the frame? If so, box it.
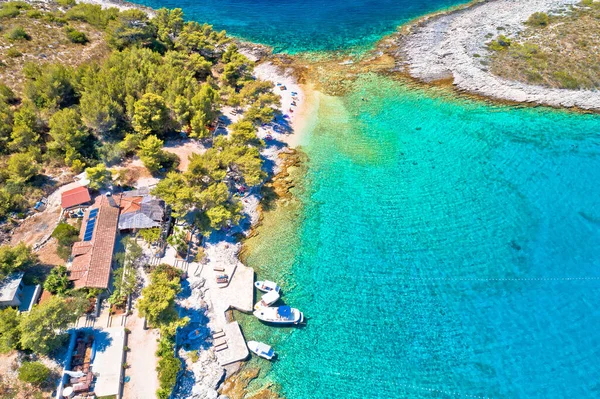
[212,331,226,339]
[215,344,228,352]
[213,266,225,272]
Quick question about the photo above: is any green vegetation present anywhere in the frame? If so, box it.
[166,228,188,256]
[0,293,85,355]
[43,266,71,295]
[109,236,142,307]
[0,3,276,233]
[19,296,86,354]
[139,227,161,245]
[0,307,20,353]
[0,243,36,280]
[487,34,512,51]
[138,135,178,174]
[65,26,88,44]
[137,265,188,399]
[526,12,550,27]
[51,222,79,259]
[490,2,600,89]
[138,265,182,327]
[18,361,50,385]
[85,164,111,190]
[5,26,30,41]
[6,47,22,58]
[156,338,181,399]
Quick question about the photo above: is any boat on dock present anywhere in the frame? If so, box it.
[253,305,303,325]
[247,340,276,360]
[254,290,280,310]
[254,280,280,293]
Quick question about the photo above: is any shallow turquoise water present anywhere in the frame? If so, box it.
[127,0,462,53]
[244,76,600,399]
[136,0,600,397]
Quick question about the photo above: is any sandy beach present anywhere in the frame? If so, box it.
[397,0,600,111]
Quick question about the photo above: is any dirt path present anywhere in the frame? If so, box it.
[123,313,160,399]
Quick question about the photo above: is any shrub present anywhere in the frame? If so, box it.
[3,2,31,10]
[5,26,30,41]
[51,222,79,259]
[526,12,550,27]
[6,48,22,58]
[18,362,50,385]
[26,10,42,19]
[57,0,77,7]
[43,266,70,295]
[139,227,161,245]
[0,243,36,280]
[0,7,20,19]
[0,84,14,102]
[156,338,181,399]
[488,35,512,51]
[65,27,88,44]
[0,307,20,353]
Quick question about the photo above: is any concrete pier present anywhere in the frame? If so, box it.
[214,321,250,366]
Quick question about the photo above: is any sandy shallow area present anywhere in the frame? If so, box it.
[399,0,600,111]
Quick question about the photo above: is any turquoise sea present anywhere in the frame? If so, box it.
[129,0,460,53]
[128,0,600,397]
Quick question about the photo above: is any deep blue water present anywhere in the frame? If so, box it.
[128,0,462,53]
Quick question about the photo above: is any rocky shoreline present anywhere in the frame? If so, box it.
[394,0,600,111]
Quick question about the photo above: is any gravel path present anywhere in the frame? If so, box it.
[399,0,600,111]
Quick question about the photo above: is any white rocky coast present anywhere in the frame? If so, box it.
[399,0,600,111]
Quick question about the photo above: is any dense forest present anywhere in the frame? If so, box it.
[0,1,279,231]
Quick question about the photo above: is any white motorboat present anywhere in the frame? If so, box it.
[254,280,281,293]
[247,340,276,360]
[254,290,280,310]
[253,305,303,325]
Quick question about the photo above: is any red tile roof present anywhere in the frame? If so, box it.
[119,196,142,214]
[68,195,120,289]
[61,186,91,209]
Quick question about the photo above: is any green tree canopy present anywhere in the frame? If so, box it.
[85,163,111,190]
[138,135,168,173]
[137,267,181,327]
[19,296,86,354]
[7,152,40,185]
[9,101,40,152]
[229,120,262,147]
[48,108,90,167]
[23,63,76,109]
[43,266,70,295]
[155,8,184,47]
[0,243,36,280]
[0,307,20,353]
[106,9,156,50]
[132,93,171,137]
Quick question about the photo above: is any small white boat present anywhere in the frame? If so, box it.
[254,280,280,293]
[247,340,276,360]
[253,305,303,325]
[254,290,280,310]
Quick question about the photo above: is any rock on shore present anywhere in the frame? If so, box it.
[399,0,600,111]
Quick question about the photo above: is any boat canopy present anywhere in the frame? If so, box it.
[278,306,292,317]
